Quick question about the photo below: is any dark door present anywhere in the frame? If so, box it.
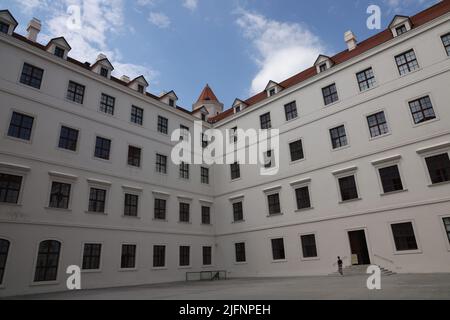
[348,230,370,265]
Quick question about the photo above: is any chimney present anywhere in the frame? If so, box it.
[344,30,357,51]
[96,53,107,61]
[26,18,41,42]
[121,75,130,83]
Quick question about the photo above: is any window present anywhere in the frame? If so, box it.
[156,154,167,174]
[121,244,136,269]
[131,106,143,125]
[137,84,144,94]
[124,194,139,217]
[202,206,211,225]
[409,96,436,124]
[235,243,246,263]
[203,246,212,266]
[0,239,10,285]
[269,88,276,96]
[395,49,419,76]
[322,83,339,105]
[179,162,190,180]
[267,193,281,215]
[20,63,44,89]
[94,137,111,160]
[391,222,418,251]
[100,94,115,115]
[425,153,450,184]
[8,112,34,141]
[49,182,71,209]
[295,186,311,210]
[202,133,209,148]
[54,46,65,58]
[157,116,168,134]
[154,198,166,220]
[230,162,241,180]
[442,33,450,56]
[127,146,141,167]
[443,218,450,244]
[179,203,190,223]
[264,150,274,169]
[289,140,304,162]
[356,68,376,91]
[153,246,166,268]
[396,25,407,36]
[0,21,9,34]
[179,246,190,267]
[88,188,106,213]
[367,111,388,138]
[0,173,22,204]
[180,125,190,141]
[271,238,286,260]
[230,127,238,144]
[284,101,298,121]
[319,63,327,72]
[34,240,61,282]
[201,114,206,121]
[233,202,244,222]
[100,67,108,78]
[330,125,348,149]
[58,126,79,151]
[338,175,359,201]
[169,99,175,107]
[201,167,209,184]
[260,112,272,129]
[66,81,85,104]
[379,165,404,193]
[301,234,318,258]
[82,244,102,270]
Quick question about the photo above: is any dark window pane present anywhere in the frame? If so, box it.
[179,162,189,179]
[395,49,419,76]
[156,154,167,174]
[124,194,139,217]
[330,125,347,149]
[58,126,79,151]
[34,240,61,282]
[233,202,244,222]
[127,146,141,167]
[396,25,407,36]
[49,182,71,209]
[260,113,272,129]
[356,68,376,91]
[202,206,211,225]
[8,112,34,141]
[201,167,209,184]
[379,165,403,193]
[20,63,44,89]
[301,234,317,258]
[271,238,285,260]
[425,153,450,184]
[295,186,311,210]
[0,173,22,204]
[322,84,339,105]
[131,106,143,125]
[158,116,168,134]
[121,245,136,269]
[94,137,111,160]
[235,243,246,262]
[367,111,388,138]
[179,246,190,266]
[0,21,9,34]
[154,198,166,220]
[153,246,166,267]
[267,193,281,215]
[82,244,102,270]
[179,203,190,222]
[231,163,240,180]
[88,188,106,213]
[391,223,418,251]
[443,218,450,244]
[338,175,359,201]
[203,246,212,266]
[66,81,85,104]
[99,93,115,115]
[409,96,436,124]
[289,140,304,162]
[284,101,298,121]
[0,239,10,285]
[442,33,450,56]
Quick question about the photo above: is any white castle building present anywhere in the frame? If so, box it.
[1,1,450,297]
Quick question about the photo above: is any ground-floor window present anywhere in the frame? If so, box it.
[82,243,102,270]
[271,238,286,261]
[203,246,212,266]
[443,218,450,244]
[301,234,318,258]
[235,243,246,263]
[121,244,136,269]
[179,246,190,267]
[153,245,166,268]
[0,239,10,285]
[391,222,418,251]
[34,240,61,282]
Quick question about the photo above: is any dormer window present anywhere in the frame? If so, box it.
[265,81,283,98]
[396,25,407,36]
[235,105,241,113]
[0,21,9,34]
[138,84,144,94]
[314,55,334,74]
[169,99,175,107]
[202,114,206,121]
[319,63,327,73]
[100,67,109,78]
[269,88,276,97]
[54,47,65,58]
[232,99,247,114]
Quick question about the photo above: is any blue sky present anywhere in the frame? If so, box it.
[0,0,439,110]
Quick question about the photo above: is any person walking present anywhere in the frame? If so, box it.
[337,256,343,276]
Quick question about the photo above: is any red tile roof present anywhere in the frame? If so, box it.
[209,0,450,124]
[196,84,219,103]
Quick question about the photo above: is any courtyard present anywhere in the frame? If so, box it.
[9,274,450,300]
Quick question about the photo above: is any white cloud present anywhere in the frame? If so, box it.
[148,11,171,28]
[383,0,437,13]
[236,9,324,95]
[13,0,158,83]
[182,0,198,11]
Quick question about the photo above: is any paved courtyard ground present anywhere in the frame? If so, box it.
[10,274,450,300]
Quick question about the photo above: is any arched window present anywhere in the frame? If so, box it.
[34,240,61,282]
[0,239,10,285]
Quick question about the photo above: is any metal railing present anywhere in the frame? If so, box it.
[186,270,227,282]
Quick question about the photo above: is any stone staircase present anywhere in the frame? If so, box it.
[330,264,396,277]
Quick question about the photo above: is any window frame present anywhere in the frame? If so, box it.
[329,124,349,151]
[0,21,10,34]
[81,243,102,272]
[57,124,80,153]
[201,205,211,225]
[441,32,450,57]
[157,116,169,135]
[66,80,85,104]
[407,94,438,127]
[32,239,62,283]
[289,139,305,163]
[0,172,24,205]
[0,238,11,286]
[127,145,142,168]
[440,215,450,251]
[130,105,144,126]
[179,162,190,180]
[19,62,44,90]
[371,155,407,196]
[230,162,241,181]
[270,237,287,262]
[284,101,298,122]
[120,243,137,270]
[388,220,421,255]
[178,245,191,268]
[356,67,377,92]
[260,112,272,130]
[394,48,420,76]
[153,197,167,221]
[299,232,320,261]
[365,109,390,140]
[99,93,116,116]
[123,192,140,218]
[201,166,210,185]
[179,202,191,223]
[417,143,450,187]
[234,242,247,264]
[86,180,111,214]
[47,180,72,210]
[264,187,283,217]
[333,168,361,203]
[202,246,213,266]
[231,199,244,223]
[152,245,167,269]
[322,83,339,106]
[155,153,168,175]
[6,110,35,143]
[93,135,112,161]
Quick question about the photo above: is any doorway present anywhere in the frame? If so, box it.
[348,230,371,265]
